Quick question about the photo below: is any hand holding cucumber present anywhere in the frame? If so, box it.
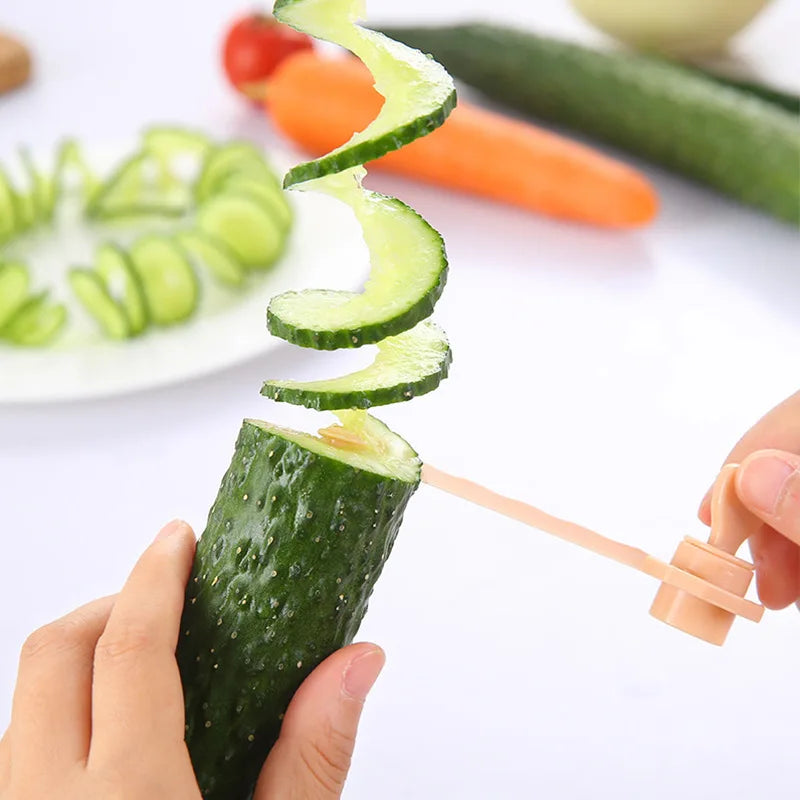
[0,521,382,799]
[698,391,800,610]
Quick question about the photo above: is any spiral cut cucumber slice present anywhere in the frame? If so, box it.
[127,236,199,325]
[0,262,30,328]
[262,320,451,409]
[69,269,131,340]
[0,292,67,346]
[174,229,247,288]
[95,244,148,334]
[0,168,17,242]
[274,0,456,186]
[268,170,447,349]
[196,192,286,269]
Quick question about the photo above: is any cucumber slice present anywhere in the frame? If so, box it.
[196,193,286,269]
[268,172,447,349]
[274,0,456,187]
[94,243,149,335]
[178,412,419,799]
[0,262,30,328]
[194,142,281,203]
[19,148,48,226]
[0,167,18,242]
[262,320,451,409]
[88,152,190,219]
[221,175,292,232]
[142,126,212,159]
[128,236,199,325]
[174,229,247,287]
[1,293,67,346]
[69,268,131,340]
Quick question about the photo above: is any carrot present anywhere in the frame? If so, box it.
[265,51,658,227]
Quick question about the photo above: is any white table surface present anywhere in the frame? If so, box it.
[2,1,800,798]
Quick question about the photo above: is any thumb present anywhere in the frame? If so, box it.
[254,642,385,800]
[737,449,800,546]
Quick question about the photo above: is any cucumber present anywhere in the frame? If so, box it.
[174,229,247,288]
[128,236,199,325]
[196,193,286,269]
[94,243,149,335]
[0,167,18,242]
[221,175,292,233]
[268,174,447,349]
[1,293,67,346]
[195,142,282,204]
[69,268,131,340]
[274,0,456,187]
[87,152,189,219]
[262,319,452,409]
[0,262,30,328]
[178,412,420,800]
[379,23,800,223]
[19,148,47,227]
[142,126,212,159]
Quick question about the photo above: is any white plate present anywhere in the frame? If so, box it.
[0,147,369,404]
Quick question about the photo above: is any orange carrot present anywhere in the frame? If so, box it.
[265,51,658,227]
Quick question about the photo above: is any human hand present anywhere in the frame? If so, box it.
[698,390,800,609]
[0,520,384,799]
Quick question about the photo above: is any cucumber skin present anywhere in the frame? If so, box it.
[261,344,453,410]
[177,421,418,800]
[380,24,800,224]
[283,87,457,188]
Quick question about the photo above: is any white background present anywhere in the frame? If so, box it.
[2,1,800,798]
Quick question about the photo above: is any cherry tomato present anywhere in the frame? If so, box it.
[222,13,314,98]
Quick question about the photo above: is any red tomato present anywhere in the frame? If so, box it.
[222,13,314,98]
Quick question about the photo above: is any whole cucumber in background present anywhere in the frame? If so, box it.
[380,23,800,224]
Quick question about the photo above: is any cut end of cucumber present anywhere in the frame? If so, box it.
[262,320,451,409]
[245,411,421,484]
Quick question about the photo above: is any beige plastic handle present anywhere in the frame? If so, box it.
[422,462,765,646]
[650,464,764,645]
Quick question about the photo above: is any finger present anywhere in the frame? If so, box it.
[9,595,115,771]
[698,390,800,522]
[255,642,385,800]
[750,524,800,609]
[0,729,10,789]
[736,450,800,546]
[89,520,195,765]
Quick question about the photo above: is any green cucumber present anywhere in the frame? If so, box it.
[262,319,452,409]
[174,229,247,288]
[196,192,286,269]
[221,175,292,233]
[267,174,447,349]
[380,23,800,223]
[1,293,67,346]
[0,167,18,242]
[142,126,212,159]
[178,412,420,800]
[69,268,131,340]
[94,243,149,335]
[177,4,454,796]
[195,142,282,204]
[128,236,199,325]
[87,152,189,219]
[0,262,30,328]
[275,0,456,187]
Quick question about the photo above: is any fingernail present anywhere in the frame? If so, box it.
[155,519,188,542]
[342,646,385,701]
[738,456,795,515]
